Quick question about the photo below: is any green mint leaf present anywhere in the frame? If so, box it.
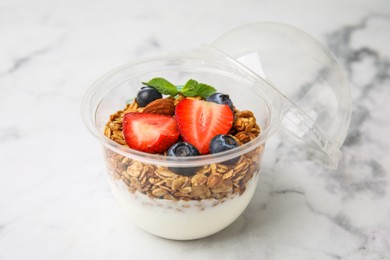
[180,79,199,96]
[181,79,216,98]
[142,77,178,96]
[196,83,217,98]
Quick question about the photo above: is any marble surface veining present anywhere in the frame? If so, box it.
[1,0,390,259]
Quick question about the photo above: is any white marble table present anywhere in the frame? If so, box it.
[1,0,390,259]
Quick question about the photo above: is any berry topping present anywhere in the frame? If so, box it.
[206,92,234,112]
[167,142,200,176]
[136,86,162,107]
[175,99,233,154]
[209,134,240,165]
[122,112,179,153]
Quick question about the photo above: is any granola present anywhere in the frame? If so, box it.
[104,145,263,201]
[104,103,264,201]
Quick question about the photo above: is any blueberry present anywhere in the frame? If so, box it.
[136,86,162,107]
[209,134,240,165]
[206,92,234,112]
[168,142,200,157]
[167,142,200,176]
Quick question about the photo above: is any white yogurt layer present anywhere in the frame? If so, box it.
[108,172,259,240]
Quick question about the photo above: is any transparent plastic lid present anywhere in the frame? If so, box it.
[212,22,351,168]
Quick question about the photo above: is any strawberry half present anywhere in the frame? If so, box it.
[122,112,180,154]
[175,98,233,154]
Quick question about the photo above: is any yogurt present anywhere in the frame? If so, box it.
[108,172,259,240]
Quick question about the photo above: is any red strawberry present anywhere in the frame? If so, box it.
[122,112,180,154]
[175,98,233,154]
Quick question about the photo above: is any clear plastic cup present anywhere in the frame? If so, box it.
[81,22,350,240]
[82,47,279,240]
